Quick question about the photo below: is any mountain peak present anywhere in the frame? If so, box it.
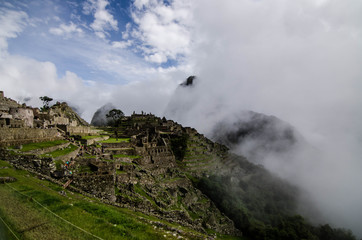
[180,76,196,87]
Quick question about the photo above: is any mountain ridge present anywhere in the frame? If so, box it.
[0,91,358,240]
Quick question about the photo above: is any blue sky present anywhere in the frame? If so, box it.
[1,0,189,83]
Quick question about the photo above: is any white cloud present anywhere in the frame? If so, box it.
[145,52,167,64]
[0,9,27,56]
[0,50,183,122]
[83,0,118,39]
[49,22,83,38]
[111,40,132,49]
[129,0,192,63]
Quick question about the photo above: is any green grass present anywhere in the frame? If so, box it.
[116,170,126,174]
[0,160,184,240]
[98,138,130,143]
[113,154,141,159]
[83,154,97,159]
[81,135,104,140]
[78,165,93,173]
[133,184,157,207]
[11,140,68,152]
[40,144,78,158]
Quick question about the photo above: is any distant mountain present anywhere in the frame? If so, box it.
[90,103,116,126]
[210,110,303,163]
[165,76,303,163]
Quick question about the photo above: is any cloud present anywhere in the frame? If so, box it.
[0,9,27,55]
[165,0,362,236]
[83,0,118,39]
[49,22,83,38]
[111,40,132,49]
[0,2,189,123]
[128,0,192,63]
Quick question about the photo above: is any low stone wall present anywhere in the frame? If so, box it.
[67,126,99,135]
[84,136,109,145]
[101,142,131,148]
[106,148,136,155]
[0,128,62,147]
[55,146,80,162]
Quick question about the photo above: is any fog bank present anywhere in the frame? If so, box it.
[166,0,362,236]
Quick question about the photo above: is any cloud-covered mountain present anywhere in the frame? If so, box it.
[164,76,362,237]
[210,110,302,162]
[165,76,306,165]
[90,103,116,126]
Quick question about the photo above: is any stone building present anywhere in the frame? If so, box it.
[9,107,34,128]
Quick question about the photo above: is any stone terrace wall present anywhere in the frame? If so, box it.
[0,128,62,147]
[67,126,99,135]
[71,174,116,202]
[55,146,80,162]
[27,142,70,155]
[0,149,54,176]
[101,142,131,148]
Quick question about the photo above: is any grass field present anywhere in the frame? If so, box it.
[10,140,68,152]
[40,144,78,158]
[0,160,246,240]
[0,160,184,240]
[81,135,104,140]
[98,138,130,143]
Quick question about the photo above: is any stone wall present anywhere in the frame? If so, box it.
[101,142,131,148]
[67,126,99,135]
[9,108,34,128]
[0,149,54,176]
[0,128,62,147]
[55,146,80,162]
[84,136,109,146]
[71,174,116,202]
[105,148,135,155]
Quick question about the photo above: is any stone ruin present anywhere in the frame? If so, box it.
[0,91,97,147]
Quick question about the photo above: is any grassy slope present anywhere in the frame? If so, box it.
[0,160,187,240]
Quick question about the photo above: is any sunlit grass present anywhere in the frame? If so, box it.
[98,138,130,143]
[81,135,103,140]
[40,144,78,158]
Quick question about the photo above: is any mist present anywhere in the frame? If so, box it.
[165,0,362,237]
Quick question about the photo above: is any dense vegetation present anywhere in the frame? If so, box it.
[195,174,356,240]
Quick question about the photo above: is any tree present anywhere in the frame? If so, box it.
[106,109,124,126]
[39,96,53,112]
